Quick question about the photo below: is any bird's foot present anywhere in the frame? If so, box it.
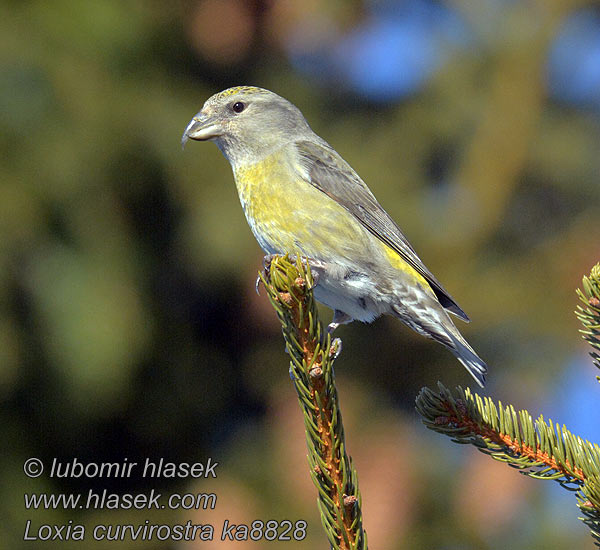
[327,310,352,334]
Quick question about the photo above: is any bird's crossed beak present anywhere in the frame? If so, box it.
[181,110,222,148]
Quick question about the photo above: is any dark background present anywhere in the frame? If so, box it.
[3,1,600,548]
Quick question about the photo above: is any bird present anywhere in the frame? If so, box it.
[182,86,487,387]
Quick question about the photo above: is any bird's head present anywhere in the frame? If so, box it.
[182,86,312,165]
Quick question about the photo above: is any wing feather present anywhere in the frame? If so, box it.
[296,139,469,322]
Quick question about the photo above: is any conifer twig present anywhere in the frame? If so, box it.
[416,262,600,545]
[260,254,367,550]
[575,262,600,379]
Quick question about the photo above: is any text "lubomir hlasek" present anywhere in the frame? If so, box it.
[48,458,218,479]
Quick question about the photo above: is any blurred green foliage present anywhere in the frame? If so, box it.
[2,1,600,549]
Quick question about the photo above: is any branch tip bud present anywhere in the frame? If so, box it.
[343,495,358,508]
[310,367,323,379]
[278,291,293,305]
[294,277,306,289]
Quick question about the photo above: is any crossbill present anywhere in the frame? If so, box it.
[182,86,487,386]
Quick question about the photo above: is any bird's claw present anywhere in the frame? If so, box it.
[327,310,352,334]
[256,254,278,294]
[255,274,262,295]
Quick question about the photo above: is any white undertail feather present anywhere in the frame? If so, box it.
[307,258,488,387]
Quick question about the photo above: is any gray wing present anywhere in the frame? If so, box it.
[296,139,469,322]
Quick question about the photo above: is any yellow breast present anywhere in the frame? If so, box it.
[233,150,371,259]
[233,149,431,291]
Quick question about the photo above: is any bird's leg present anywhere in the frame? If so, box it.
[327,310,352,334]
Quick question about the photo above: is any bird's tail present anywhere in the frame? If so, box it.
[389,300,487,387]
[446,332,487,388]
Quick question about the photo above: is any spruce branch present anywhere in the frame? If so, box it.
[416,262,600,545]
[260,254,367,550]
[576,262,600,378]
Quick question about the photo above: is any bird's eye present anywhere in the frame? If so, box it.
[232,102,245,113]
